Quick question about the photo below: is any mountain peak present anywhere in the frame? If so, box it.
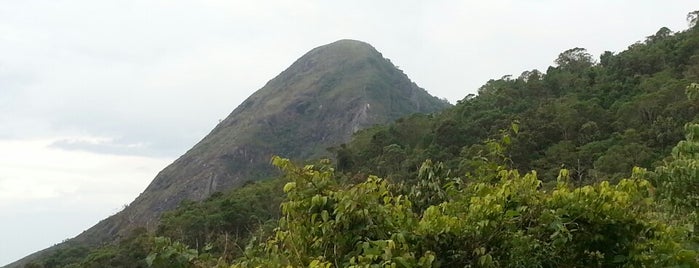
[273,39,384,81]
[323,39,374,48]
[312,39,377,55]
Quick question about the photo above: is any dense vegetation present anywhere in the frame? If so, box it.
[22,13,699,268]
[336,26,699,185]
[232,137,699,267]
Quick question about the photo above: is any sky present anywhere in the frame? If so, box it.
[0,0,696,265]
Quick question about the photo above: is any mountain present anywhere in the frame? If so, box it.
[5,39,449,267]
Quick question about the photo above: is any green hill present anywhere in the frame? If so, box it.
[340,26,699,185]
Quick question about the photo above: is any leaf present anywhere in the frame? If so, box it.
[283,182,296,193]
[321,210,329,222]
[612,255,626,263]
[505,209,520,218]
[503,135,511,145]
[145,253,156,267]
[394,256,411,268]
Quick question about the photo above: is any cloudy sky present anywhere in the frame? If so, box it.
[0,0,696,265]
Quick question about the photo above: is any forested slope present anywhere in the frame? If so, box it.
[338,24,699,185]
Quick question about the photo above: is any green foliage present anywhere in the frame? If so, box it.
[78,228,152,268]
[689,10,699,29]
[336,24,699,185]
[233,156,434,267]
[688,82,699,100]
[24,180,285,268]
[145,237,200,268]
[555,47,595,71]
[156,179,284,261]
[29,243,90,268]
[232,155,698,267]
[145,236,228,268]
[653,123,699,212]
[407,159,460,213]
[24,229,153,268]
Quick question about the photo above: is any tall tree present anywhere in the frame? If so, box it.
[688,10,699,29]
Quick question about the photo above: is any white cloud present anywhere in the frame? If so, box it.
[0,138,172,265]
[0,138,171,206]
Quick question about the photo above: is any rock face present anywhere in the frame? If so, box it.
[5,39,450,267]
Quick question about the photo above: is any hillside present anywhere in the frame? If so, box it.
[6,39,449,268]
[150,21,699,267]
[226,21,699,267]
[339,26,699,185]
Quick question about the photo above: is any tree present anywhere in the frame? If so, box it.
[646,27,673,43]
[688,10,699,29]
[554,47,595,71]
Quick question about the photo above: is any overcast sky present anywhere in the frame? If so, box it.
[1,1,696,265]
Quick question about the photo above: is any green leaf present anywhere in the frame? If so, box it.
[145,253,156,267]
[283,182,296,193]
[321,210,329,222]
[505,209,520,218]
[612,255,626,263]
